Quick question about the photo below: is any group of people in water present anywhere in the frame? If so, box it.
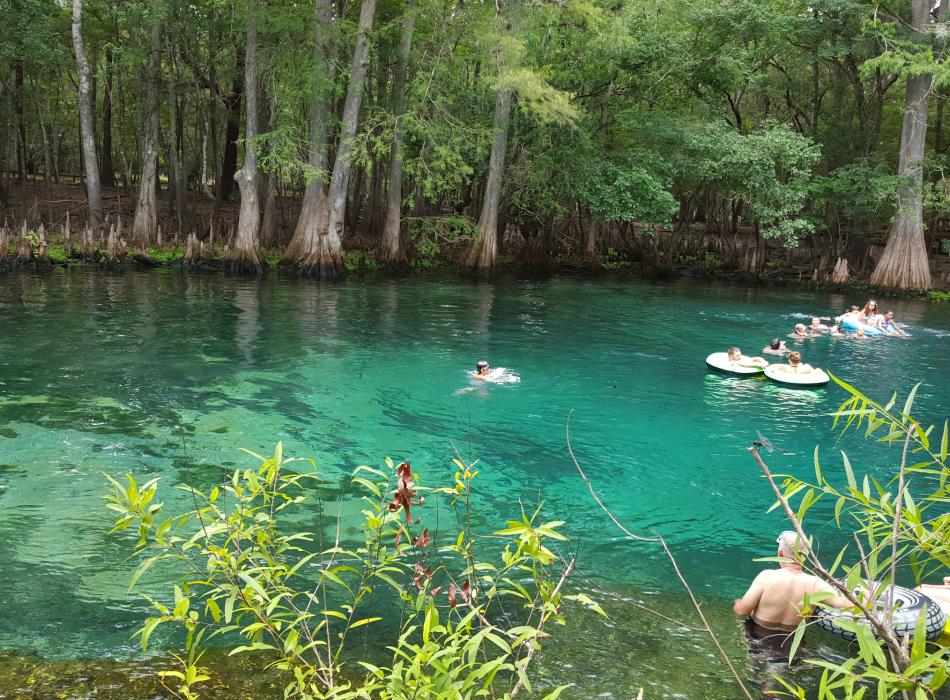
[725,300,910,378]
[789,300,910,340]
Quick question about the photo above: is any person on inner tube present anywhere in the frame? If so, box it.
[734,531,849,634]
[727,346,768,369]
[778,351,813,373]
[473,360,491,379]
[916,576,950,604]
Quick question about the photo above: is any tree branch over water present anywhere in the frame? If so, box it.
[566,411,755,700]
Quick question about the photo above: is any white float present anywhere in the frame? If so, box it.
[763,363,829,386]
[704,352,767,376]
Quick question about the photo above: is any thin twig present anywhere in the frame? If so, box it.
[749,446,910,668]
[509,558,576,698]
[567,412,755,700]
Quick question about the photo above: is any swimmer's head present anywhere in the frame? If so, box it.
[788,351,802,366]
[795,323,806,333]
[769,338,781,350]
[728,346,741,360]
[475,360,490,375]
[776,530,808,560]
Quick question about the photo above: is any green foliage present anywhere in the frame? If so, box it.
[765,378,950,698]
[928,290,950,302]
[106,446,575,699]
[260,249,282,269]
[810,161,900,237]
[407,216,478,269]
[599,247,629,270]
[147,247,182,264]
[46,244,69,263]
[671,121,820,245]
[576,161,678,226]
[343,250,381,271]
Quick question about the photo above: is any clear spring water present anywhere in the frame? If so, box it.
[1,269,949,698]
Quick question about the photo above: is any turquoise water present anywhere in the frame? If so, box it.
[1,269,949,697]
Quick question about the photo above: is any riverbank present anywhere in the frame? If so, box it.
[3,241,949,303]
[2,180,950,297]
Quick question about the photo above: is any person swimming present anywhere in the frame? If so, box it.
[809,317,831,333]
[473,360,491,379]
[789,323,813,339]
[762,339,789,356]
[877,310,909,337]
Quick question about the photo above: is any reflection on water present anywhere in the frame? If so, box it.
[1,270,949,696]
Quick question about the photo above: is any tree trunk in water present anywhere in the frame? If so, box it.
[131,15,162,247]
[71,0,103,234]
[380,0,415,264]
[318,0,377,276]
[102,48,116,187]
[870,0,934,290]
[282,0,336,275]
[465,87,512,270]
[228,8,261,273]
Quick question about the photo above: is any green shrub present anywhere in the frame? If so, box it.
[106,447,581,700]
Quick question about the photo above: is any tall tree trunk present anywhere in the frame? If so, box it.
[318,0,377,276]
[260,173,278,248]
[870,0,934,290]
[217,55,243,204]
[131,13,162,246]
[167,54,188,233]
[102,48,116,187]
[380,0,415,264]
[71,0,103,234]
[465,87,512,270]
[283,0,366,276]
[228,7,261,273]
[14,63,27,183]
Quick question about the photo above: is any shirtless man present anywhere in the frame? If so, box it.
[734,531,849,635]
[727,346,768,369]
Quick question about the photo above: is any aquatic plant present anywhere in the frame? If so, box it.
[106,446,578,699]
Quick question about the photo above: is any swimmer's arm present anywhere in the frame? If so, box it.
[733,573,766,616]
[813,580,850,609]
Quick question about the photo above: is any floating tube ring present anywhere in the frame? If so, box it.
[815,585,946,643]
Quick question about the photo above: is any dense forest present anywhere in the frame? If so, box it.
[1,0,950,287]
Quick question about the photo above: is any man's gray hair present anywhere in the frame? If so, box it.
[776,530,808,559]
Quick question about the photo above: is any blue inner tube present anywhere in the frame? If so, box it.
[815,586,945,642]
[840,318,885,336]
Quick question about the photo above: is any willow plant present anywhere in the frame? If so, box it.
[106,445,580,699]
[751,377,950,699]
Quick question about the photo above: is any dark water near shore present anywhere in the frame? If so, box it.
[1,269,949,697]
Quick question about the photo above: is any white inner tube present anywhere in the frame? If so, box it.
[763,363,829,386]
[705,352,766,375]
[816,585,945,642]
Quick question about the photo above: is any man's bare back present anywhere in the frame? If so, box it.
[734,532,850,631]
[734,568,837,629]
